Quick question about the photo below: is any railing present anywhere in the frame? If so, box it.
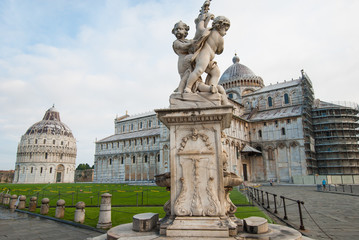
[321,184,359,195]
[246,186,305,230]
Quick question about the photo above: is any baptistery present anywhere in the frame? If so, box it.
[13,106,77,183]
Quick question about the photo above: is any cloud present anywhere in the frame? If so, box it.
[0,0,359,170]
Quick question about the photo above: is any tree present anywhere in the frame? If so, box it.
[76,163,92,170]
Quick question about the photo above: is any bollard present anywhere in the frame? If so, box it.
[55,199,65,218]
[97,193,112,229]
[273,194,278,214]
[3,194,11,205]
[281,196,288,220]
[29,196,37,212]
[18,195,26,209]
[40,198,50,215]
[9,195,18,209]
[74,201,86,224]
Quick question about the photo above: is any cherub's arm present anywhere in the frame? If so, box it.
[173,39,193,52]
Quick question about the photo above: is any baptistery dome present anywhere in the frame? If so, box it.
[219,54,264,103]
[13,106,77,183]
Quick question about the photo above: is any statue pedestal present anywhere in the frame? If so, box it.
[156,104,236,237]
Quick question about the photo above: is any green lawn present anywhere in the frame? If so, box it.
[1,183,272,228]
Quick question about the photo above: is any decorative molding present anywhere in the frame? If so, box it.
[178,128,213,152]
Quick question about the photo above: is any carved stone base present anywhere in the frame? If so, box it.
[169,92,222,109]
[165,216,230,237]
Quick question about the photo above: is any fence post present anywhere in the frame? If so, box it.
[141,191,144,206]
[136,192,139,207]
[97,192,100,207]
[261,190,264,206]
[266,192,270,208]
[281,196,288,220]
[297,201,305,230]
[36,192,39,206]
[273,194,278,214]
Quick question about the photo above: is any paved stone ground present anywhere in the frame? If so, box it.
[250,185,359,240]
[0,207,102,240]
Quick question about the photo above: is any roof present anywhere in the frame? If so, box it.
[245,79,301,96]
[117,111,156,122]
[97,128,161,143]
[25,107,73,137]
[241,144,261,153]
[244,106,302,121]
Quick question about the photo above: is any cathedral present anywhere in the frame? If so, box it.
[13,106,77,183]
[94,55,359,183]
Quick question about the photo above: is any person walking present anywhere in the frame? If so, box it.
[322,179,327,191]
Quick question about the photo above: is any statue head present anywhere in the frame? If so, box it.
[212,16,230,36]
[172,21,190,39]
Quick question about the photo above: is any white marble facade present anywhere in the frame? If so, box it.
[94,56,359,183]
[14,106,77,183]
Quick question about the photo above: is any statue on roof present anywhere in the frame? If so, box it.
[172,0,230,105]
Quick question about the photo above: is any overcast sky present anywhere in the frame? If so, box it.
[1,0,359,170]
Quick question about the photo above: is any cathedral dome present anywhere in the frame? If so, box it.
[25,106,73,137]
[219,54,264,88]
[14,106,77,184]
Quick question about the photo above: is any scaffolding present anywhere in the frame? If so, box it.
[313,101,359,175]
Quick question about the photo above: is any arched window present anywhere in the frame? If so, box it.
[157,154,160,162]
[121,157,124,164]
[53,140,55,145]
[40,167,43,174]
[31,167,33,173]
[144,155,148,163]
[131,124,133,131]
[45,153,48,159]
[140,122,143,129]
[132,156,136,163]
[284,93,290,104]
[109,158,112,165]
[122,125,125,132]
[236,146,240,159]
[149,120,152,128]
[153,137,156,144]
[35,139,38,144]
[22,167,25,173]
[30,153,32,159]
[281,128,286,135]
[268,97,273,107]
[43,139,46,144]
[258,130,262,138]
[50,167,52,173]
[61,141,63,145]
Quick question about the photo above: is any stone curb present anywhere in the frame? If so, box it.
[14,208,107,234]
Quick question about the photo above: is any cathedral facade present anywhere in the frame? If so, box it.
[94,55,359,183]
[13,106,77,183]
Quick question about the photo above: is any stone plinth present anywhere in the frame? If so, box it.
[9,194,18,209]
[132,213,159,232]
[29,196,37,212]
[40,198,50,215]
[18,195,26,209]
[156,105,235,237]
[74,201,86,224]
[243,217,268,234]
[97,193,112,229]
[55,199,65,218]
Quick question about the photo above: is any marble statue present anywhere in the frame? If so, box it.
[171,0,230,105]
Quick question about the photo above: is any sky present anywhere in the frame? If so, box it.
[1,0,359,170]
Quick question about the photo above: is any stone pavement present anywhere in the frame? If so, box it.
[252,185,359,240]
[0,207,102,240]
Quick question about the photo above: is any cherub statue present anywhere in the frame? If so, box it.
[172,21,217,94]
